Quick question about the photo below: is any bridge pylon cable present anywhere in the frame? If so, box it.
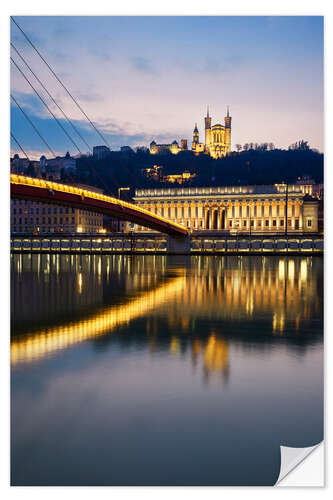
[11,56,83,155]
[11,16,112,150]
[11,42,93,154]
[11,94,56,157]
[10,132,30,160]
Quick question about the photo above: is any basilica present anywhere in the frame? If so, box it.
[149,107,232,159]
[192,106,232,158]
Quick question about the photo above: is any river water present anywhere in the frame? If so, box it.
[11,254,323,486]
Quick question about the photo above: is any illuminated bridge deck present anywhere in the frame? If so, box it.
[10,174,188,237]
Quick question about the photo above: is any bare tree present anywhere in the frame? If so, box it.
[235,144,242,152]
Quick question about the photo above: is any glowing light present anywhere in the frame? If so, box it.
[11,275,186,365]
[10,174,187,233]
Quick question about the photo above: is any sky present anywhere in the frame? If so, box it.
[10,16,324,159]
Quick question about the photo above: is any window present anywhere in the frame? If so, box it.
[307,219,312,227]
[265,220,269,227]
[273,220,277,227]
[54,208,57,214]
[243,220,247,227]
[280,220,284,226]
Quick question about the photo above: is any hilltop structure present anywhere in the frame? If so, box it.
[192,106,232,158]
[149,106,232,158]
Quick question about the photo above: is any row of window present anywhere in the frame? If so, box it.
[12,206,76,215]
[12,217,76,225]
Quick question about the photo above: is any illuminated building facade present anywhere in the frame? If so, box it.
[192,106,232,158]
[149,106,231,158]
[149,140,183,155]
[10,199,104,234]
[133,184,320,233]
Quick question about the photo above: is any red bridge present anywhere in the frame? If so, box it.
[10,174,188,237]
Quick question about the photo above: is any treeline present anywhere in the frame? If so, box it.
[72,142,323,197]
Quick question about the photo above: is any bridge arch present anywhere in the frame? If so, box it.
[10,175,188,237]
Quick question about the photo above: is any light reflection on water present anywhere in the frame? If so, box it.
[11,254,323,486]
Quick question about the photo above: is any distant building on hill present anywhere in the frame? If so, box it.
[93,145,111,159]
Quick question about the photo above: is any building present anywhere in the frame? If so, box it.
[192,106,231,158]
[149,140,182,155]
[10,154,30,174]
[11,183,104,234]
[93,145,111,160]
[149,107,232,159]
[162,171,196,185]
[133,184,320,233]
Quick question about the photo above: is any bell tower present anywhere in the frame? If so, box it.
[224,106,232,154]
[204,105,212,153]
[192,122,199,151]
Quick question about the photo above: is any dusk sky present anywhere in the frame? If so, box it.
[10,16,324,159]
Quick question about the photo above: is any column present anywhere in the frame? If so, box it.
[217,206,221,230]
[291,201,295,231]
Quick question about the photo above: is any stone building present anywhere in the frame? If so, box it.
[133,184,319,233]
[10,199,104,234]
[192,106,231,158]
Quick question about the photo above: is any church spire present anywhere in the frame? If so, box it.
[227,105,230,118]
[206,105,210,118]
[194,122,199,133]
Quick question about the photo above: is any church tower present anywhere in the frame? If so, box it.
[192,122,199,149]
[204,105,212,153]
[224,106,232,154]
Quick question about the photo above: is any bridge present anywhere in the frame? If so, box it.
[10,174,188,237]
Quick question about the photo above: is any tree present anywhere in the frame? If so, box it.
[235,144,242,152]
[243,143,249,151]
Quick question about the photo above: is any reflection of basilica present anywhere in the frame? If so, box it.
[11,255,322,370]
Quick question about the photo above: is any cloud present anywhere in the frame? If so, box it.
[130,56,157,75]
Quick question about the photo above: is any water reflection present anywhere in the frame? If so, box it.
[11,255,322,369]
[11,254,323,485]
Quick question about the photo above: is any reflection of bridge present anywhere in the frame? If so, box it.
[11,273,186,364]
[10,174,188,237]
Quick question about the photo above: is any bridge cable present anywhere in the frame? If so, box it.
[10,132,30,160]
[11,56,83,155]
[11,42,93,154]
[11,17,112,149]
[10,94,56,157]
[11,58,112,195]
